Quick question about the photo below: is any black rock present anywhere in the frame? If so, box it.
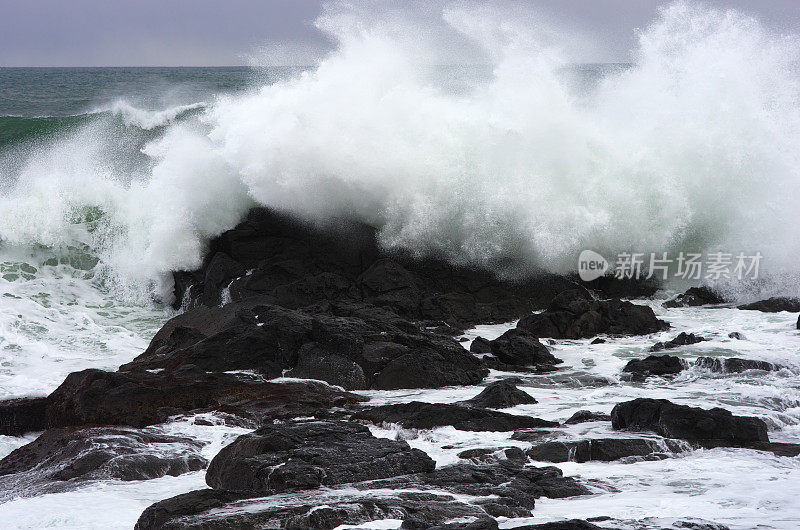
[510,521,602,530]
[650,332,706,352]
[489,329,562,366]
[663,286,725,308]
[738,297,800,313]
[352,401,558,431]
[590,338,606,344]
[0,397,46,436]
[122,301,487,391]
[42,369,363,433]
[517,290,669,339]
[0,426,206,499]
[611,398,769,446]
[457,447,527,463]
[563,410,611,424]
[136,488,485,530]
[622,355,686,378]
[460,380,538,409]
[695,357,780,373]
[728,331,746,340]
[526,438,687,463]
[470,336,493,354]
[797,314,800,330]
[205,421,435,493]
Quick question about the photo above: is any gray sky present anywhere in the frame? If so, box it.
[1,0,798,67]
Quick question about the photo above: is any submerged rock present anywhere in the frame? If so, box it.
[510,521,602,530]
[695,357,781,373]
[728,331,746,340]
[663,286,725,308]
[205,421,435,493]
[563,410,611,424]
[460,380,538,409]
[622,355,686,379]
[517,290,669,339]
[650,332,706,352]
[526,438,687,463]
[738,297,800,313]
[611,398,768,446]
[0,426,206,499]
[352,401,558,431]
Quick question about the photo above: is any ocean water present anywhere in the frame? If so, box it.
[0,1,799,528]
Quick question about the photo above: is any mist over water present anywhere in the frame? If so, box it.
[1,1,800,302]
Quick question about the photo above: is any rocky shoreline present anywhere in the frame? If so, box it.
[1,208,799,529]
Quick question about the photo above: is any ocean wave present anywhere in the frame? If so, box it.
[0,1,799,302]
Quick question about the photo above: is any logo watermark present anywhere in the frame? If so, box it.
[578,251,762,281]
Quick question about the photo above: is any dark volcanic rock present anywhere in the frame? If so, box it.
[738,297,800,313]
[366,459,590,508]
[0,426,206,499]
[650,332,706,352]
[526,438,687,463]
[563,410,611,424]
[470,336,493,354]
[135,488,485,530]
[695,357,780,373]
[622,355,686,378]
[517,290,669,339]
[611,398,769,446]
[205,421,435,493]
[42,369,362,432]
[489,329,562,366]
[460,380,537,409]
[0,397,46,436]
[728,331,746,340]
[510,521,602,530]
[352,401,558,431]
[122,301,487,391]
[663,286,725,308]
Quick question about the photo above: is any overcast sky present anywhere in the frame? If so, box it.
[1,0,798,67]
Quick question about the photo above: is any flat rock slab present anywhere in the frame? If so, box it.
[352,401,558,431]
[135,488,485,530]
[526,438,688,463]
[0,426,207,500]
[695,357,781,373]
[611,398,768,445]
[40,369,363,432]
[205,420,435,493]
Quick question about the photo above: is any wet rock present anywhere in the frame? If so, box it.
[663,286,725,308]
[695,357,780,373]
[738,297,800,313]
[517,290,669,339]
[0,397,46,436]
[650,332,706,352]
[457,447,527,463]
[622,355,686,378]
[286,343,368,390]
[797,313,800,329]
[511,521,603,530]
[563,410,611,424]
[590,338,606,344]
[470,336,493,354]
[460,380,538,409]
[135,488,485,530]
[728,331,746,340]
[205,421,435,493]
[366,459,591,507]
[526,438,687,463]
[611,398,769,446]
[422,519,499,530]
[489,329,562,366]
[352,401,558,431]
[0,426,206,499]
[122,302,487,391]
[42,369,363,432]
